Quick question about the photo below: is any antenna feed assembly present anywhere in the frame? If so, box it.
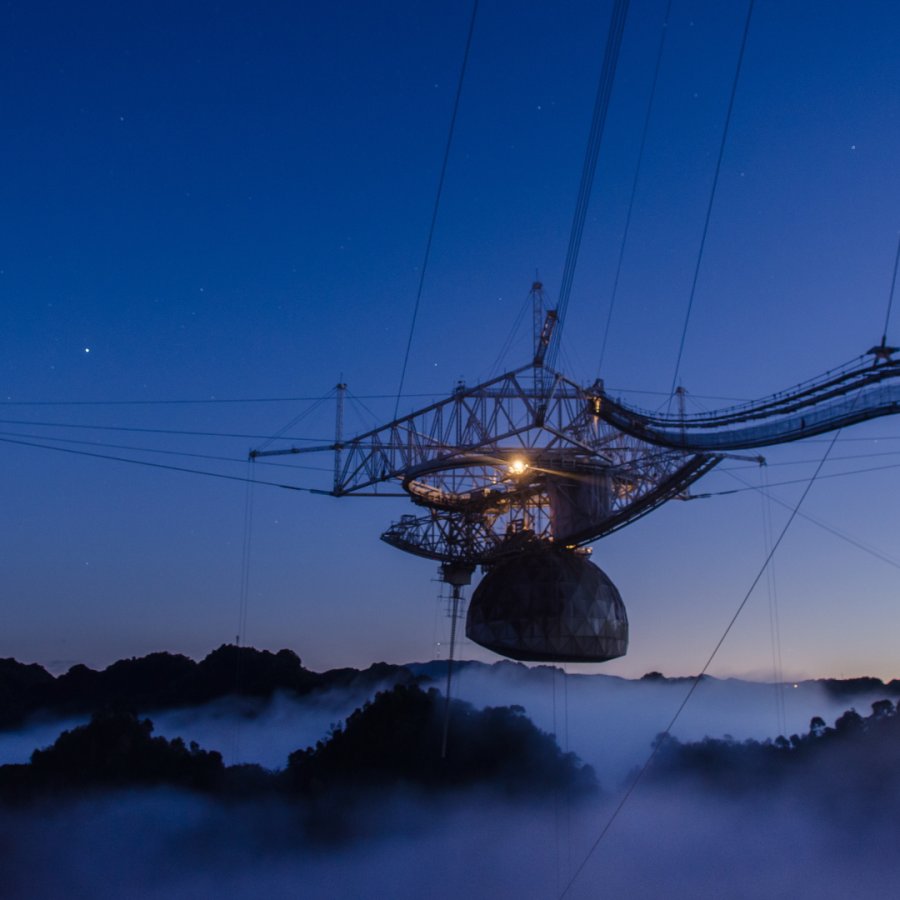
[268,336,900,663]
[394,447,634,662]
[323,362,720,662]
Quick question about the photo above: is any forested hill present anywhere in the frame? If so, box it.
[649,697,900,804]
[3,645,900,731]
[0,684,598,812]
[0,645,417,729]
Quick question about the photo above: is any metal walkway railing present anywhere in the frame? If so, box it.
[596,354,900,450]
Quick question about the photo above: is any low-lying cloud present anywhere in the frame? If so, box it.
[2,663,892,785]
[3,662,897,898]
[2,776,897,899]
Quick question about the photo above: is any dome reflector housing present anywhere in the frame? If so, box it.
[466,547,628,663]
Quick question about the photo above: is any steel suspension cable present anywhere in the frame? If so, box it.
[0,418,331,442]
[0,428,332,470]
[393,0,479,419]
[880,233,900,345]
[487,287,533,379]
[695,458,900,497]
[0,391,452,407]
[760,463,787,736]
[254,391,334,454]
[0,435,324,492]
[229,460,257,765]
[559,424,841,899]
[237,461,256,648]
[545,0,630,374]
[668,0,755,400]
[597,0,671,375]
[718,467,900,571]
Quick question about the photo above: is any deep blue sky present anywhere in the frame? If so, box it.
[3,1,900,679]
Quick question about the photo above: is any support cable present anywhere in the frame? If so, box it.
[722,448,900,469]
[694,458,900,499]
[0,435,324,492]
[760,464,786,736]
[487,287,533,379]
[346,389,384,431]
[253,391,334,454]
[0,391,448,407]
[0,418,331,442]
[881,233,900,345]
[440,584,463,759]
[717,467,900,571]
[230,460,256,765]
[237,461,256,647]
[597,0,671,375]
[668,0,755,399]
[559,424,840,899]
[546,0,630,374]
[394,0,479,418]
[0,428,332,471]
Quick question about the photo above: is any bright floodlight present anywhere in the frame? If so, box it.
[508,457,528,476]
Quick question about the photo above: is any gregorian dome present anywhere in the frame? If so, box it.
[465,547,628,663]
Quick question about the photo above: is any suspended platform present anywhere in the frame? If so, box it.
[253,338,900,663]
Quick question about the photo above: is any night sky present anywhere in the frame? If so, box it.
[4,0,900,680]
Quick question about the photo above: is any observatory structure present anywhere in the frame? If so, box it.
[251,0,900,666]
[252,286,900,663]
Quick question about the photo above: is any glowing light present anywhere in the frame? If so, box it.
[508,457,528,476]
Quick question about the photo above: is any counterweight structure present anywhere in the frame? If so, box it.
[253,301,900,662]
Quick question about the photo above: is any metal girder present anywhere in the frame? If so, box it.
[334,366,693,496]
[306,362,717,565]
[333,366,590,494]
[252,345,900,569]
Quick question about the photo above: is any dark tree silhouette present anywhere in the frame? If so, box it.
[287,683,597,798]
[0,658,55,728]
[25,710,223,791]
[649,697,900,807]
[0,645,418,728]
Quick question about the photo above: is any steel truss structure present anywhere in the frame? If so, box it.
[253,341,900,570]
[254,360,721,566]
